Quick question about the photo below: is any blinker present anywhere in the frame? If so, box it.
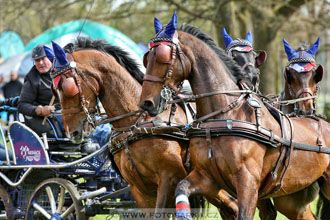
[62,77,79,97]
[156,44,172,63]
[143,51,149,68]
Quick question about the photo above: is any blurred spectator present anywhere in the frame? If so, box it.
[2,72,22,123]
[2,71,22,99]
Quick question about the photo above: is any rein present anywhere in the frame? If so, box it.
[168,89,255,104]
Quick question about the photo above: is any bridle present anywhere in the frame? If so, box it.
[50,53,99,129]
[286,69,319,114]
[143,31,189,94]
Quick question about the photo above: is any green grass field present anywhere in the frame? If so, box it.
[93,198,319,220]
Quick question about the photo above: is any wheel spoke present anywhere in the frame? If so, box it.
[57,186,65,213]
[45,186,56,214]
[32,202,51,219]
[60,204,75,218]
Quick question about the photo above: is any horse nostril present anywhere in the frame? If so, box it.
[141,100,155,111]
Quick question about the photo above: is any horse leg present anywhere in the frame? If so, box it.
[273,181,320,220]
[257,199,277,220]
[317,166,330,219]
[207,189,238,220]
[209,192,276,220]
[130,185,156,220]
[234,166,260,220]
[175,169,220,220]
[154,168,187,220]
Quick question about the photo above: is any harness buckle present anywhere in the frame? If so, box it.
[226,120,233,130]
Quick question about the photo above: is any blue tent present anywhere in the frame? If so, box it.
[0,32,25,60]
[25,20,144,61]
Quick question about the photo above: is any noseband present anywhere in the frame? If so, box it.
[287,82,319,114]
[51,53,99,128]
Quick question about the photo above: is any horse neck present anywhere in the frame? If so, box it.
[97,65,142,128]
[182,37,240,118]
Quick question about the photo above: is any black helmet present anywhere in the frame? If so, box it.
[31,44,46,60]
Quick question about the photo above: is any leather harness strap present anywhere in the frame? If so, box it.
[196,93,247,122]
[296,88,313,98]
[143,74,164,83]
[206,128,236,196]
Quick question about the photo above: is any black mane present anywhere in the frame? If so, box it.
[63,37,144,84]
[179,24,252,87]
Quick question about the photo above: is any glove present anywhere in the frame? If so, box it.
[11,96,19,107]
[36,105,55,116]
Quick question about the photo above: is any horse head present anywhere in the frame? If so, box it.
[283,38,323,114]
[222,28,267,88]
[140,11,191,116]
[49,41,99,143]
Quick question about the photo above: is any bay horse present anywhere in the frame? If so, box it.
[139,11,330,220]
[280,38,329,219]
[222,27,267,91]
[49,38,203,219]
[279,38,323,115]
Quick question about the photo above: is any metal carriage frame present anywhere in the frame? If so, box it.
[0,112,136,220]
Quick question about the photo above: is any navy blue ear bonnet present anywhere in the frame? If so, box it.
[283,37,319,73]
[152,11,177,41]
[222,28,253,53]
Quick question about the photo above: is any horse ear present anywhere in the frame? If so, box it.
[256,50,267,67]
[43,46,55,63]
[222,28,233,48]
[154,17,163,34]
[245,31,253,45]
[307,37,320,56]
[164,10,177,38]
[315,64,323,83]
[52,41,68,69]
[282,38,295,60]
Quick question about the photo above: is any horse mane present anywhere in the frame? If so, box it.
[296,43,309,51]
[63,37,144,85]
[179,23,252,87]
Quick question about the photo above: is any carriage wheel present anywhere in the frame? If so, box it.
[25,178,85,220]
[0,184,14,220]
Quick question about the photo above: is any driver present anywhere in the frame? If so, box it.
[17,44,63,138]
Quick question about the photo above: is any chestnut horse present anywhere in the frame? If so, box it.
[49,38,203,219]
[279,38,323,115]
[139,12,330,220]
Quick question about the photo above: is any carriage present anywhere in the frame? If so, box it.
[1,12,329,220]
[0,107,136,219]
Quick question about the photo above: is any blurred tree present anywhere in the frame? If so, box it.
[0,0,329,95]
[161,0,329,94]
